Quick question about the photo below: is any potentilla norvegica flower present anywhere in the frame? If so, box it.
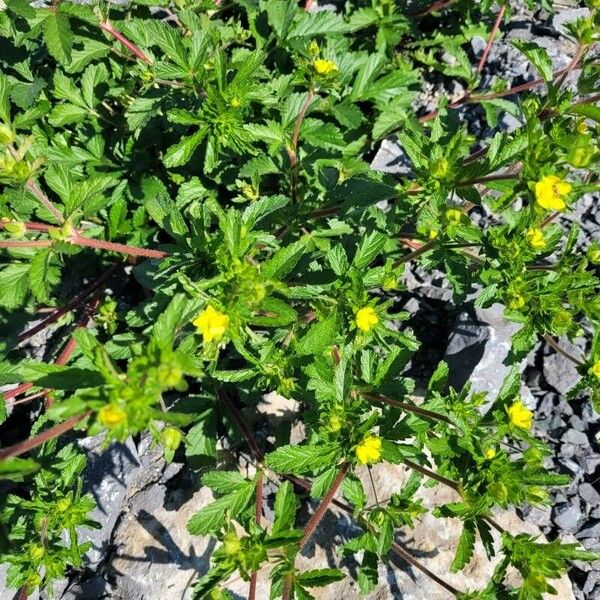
[193,305,229,343]
[534,175,572,211]
[98,404,127,427]
[355,435,382,465]
[507,399,534,430]
[591,360,600,378]
[313,58,338,75]
[525,227,546,249]
[355,306,379,332]
[485,448,497,460]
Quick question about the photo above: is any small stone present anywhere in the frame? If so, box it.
[562,429,590,447]
[576,520,600,539]
[552,503,583,532]
[579,483,600,506]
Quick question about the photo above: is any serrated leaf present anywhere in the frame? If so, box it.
[511,40,553,82]
[187,481,255,535]
[297,568,346,588]
[451,520,476,572]
[0,263,29,309]
[164,128,207,168]
[273,480,297,533]
[266,443,340,474]
[44,13,74,65]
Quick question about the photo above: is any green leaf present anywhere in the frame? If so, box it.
[202,471,247,494]
[242,195,288,228]
[187,480,255,535]
[262,241,306,280]
[0,74,10,122]
[43,13,74,65]
[451,520,476,572]
[311,466,338,498]
[0,458,40,480]
[273,480,297,533]
[511,40,553,82]
[295,312,339,356]
[0,263,30,309]
[266,443,340,474]
[146,194,189,238]
[266,0,298,38]
[21,363,104,389]
[297,568,346,588]
[342,473,366,511]
[164,128,208,168]
[353,231,386,270]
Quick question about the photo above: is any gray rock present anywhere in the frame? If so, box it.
[562,429,590,447]
[371,139,413,176]
[576,521,600,540]
[580,483,600,507]
[77,435,142,567]
[544,344,582,395]
[553,504,584,533]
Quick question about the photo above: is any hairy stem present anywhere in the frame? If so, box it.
[71,233,168,259]
[25,180,64,224]
[300,463,349,548]
[288,89,315,204]
[402,458,460,491]
[543,335,586,368]
[476,4,506,76]
[363,392,452,425]
[99,21,153,64]
[0,412,90,460]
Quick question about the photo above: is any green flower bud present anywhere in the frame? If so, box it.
[29,544,45,562]
[567,144,596,168]
[430,158,449,179]
[587,245,600,264]
[157,361,183,388]
[0,123,15,145]
[551,310,572,334]
[162,427,183,451]
[56,497,71,512]
[222,532,242,555]
[2,220,26,237]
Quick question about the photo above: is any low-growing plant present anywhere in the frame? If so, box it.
[1,0,600,598]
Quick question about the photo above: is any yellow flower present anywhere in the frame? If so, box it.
[445,208,463,224]
[355,435,382,465]
[313,58,338,75]
[355,306,379,332]
[507,399,533,430]
[193,305,229,343]
[525,228,546,250]
[98,405,127,427]
[484,448,497,460]
[534,175,571,211]
[591,360,600,379]
[428,229,439,240]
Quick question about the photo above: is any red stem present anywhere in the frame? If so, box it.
[476,4,506,76]
[218,388,263,461]
[299,463,349,547]
[0,412,90,460]
[0,240,52,249]
[363,392,452,424]
[99,21,153,64]
[25,180,64,224]
[408,0,454,17]
[248,473,264,600]
[71,233,167,259]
